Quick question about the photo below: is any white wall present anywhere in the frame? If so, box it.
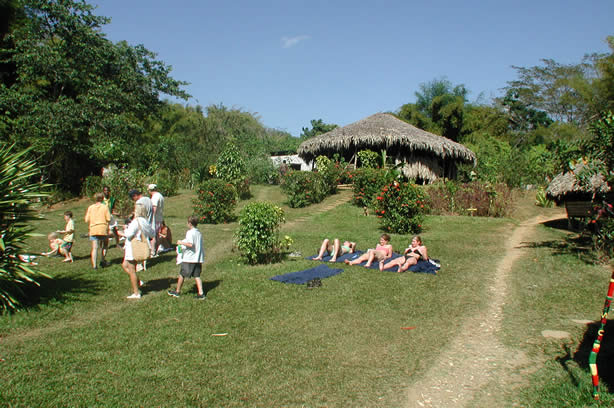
[270,154,312,171]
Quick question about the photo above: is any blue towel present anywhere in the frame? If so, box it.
[408,259,440,275]
[271,264,344,284]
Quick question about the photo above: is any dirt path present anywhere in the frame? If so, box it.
[405,212,565,407]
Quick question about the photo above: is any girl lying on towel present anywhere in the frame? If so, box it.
[380,235,428,273]
[314,238,356,262]
[344,233,392,268]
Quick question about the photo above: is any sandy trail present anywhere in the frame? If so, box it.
[405,212,565,407]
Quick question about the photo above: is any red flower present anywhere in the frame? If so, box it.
[376,196,383,200]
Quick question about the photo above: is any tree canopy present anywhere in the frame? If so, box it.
[0,0,189,192]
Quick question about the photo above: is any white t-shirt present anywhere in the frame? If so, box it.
[182,227,204,264]
[150,191,164,223]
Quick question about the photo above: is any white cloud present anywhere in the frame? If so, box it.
[281,35,310,48]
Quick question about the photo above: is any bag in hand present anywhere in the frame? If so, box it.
[131,219,150,262]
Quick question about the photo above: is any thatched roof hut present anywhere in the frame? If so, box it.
[546,163,611,202]
[297,113,476,182]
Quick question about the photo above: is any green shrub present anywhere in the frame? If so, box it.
[147,168,179,197]
[80,175,104,199]
[535,187,554,208]
[315,155,340,195]
[0,145,50,312]
[235,201,286,264]
[351,168,394,209]
[247,156,279,185]
[281,171,326,208]
[357,149,380,168]
[216,142,250,199]
[374,181,428,234]
[193,179,238,224]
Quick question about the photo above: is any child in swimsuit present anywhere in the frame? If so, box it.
[380,236,427,272]
[41,232,71,262]
[314,238,356,262]
[345,234,392,267]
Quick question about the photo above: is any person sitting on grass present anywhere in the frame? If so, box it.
[344,233,392,268]
[168,215,206,300]
[314,238,356,262]
[41,232,72,262]
[56,211,74,263]
[157,221,173,253]
[380,236,428,273]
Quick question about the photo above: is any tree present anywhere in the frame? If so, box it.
[414,77,468,117]
[0,0,189,192]
[300,119,338,140]
[503,57,604,126]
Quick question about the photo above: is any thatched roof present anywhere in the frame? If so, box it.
[546,163,611,200]
[297,113,476,164]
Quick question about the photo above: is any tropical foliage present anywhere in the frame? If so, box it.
[0,144,49,312]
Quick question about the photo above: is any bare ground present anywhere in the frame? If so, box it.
[405,211,566,408]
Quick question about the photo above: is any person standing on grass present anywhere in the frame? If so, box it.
[102,186,120,248]
[148,183,164,256]
[128,189,153,225]
[168,215,206,300]
[84,193,111,269]
[118,203,154,299]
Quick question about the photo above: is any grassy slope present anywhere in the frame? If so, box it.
[0,187,611,407]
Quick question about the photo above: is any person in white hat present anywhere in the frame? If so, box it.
[148,184,165,256]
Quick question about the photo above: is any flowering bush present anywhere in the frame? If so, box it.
[351,168,394,209]
[235,202,286,264]
[374,181,428,234]
[193,179,237,224]
[281,171,326,208]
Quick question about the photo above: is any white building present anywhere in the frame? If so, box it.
[270,154,312,171]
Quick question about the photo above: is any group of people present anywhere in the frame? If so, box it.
[315,233,428,273]
[44,184,206,300]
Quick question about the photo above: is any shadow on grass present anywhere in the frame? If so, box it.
[515,218,599,265]
[140,278,221,296]
[20,273,103,309]
[558,320,614,394]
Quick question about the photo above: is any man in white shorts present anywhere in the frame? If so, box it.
[148,184,164,256]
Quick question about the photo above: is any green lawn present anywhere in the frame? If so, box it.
[0,186,612,407]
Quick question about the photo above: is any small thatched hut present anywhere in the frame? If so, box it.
[297,113,476,182]
[546,163,611,228]
[546,163,611,202]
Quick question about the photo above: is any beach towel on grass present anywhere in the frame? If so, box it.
[407,259,440,275]
[337,251,404,269]
[271,264,343,284]
[306,251,359,263]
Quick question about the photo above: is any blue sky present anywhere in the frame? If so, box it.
[93,0,614,137]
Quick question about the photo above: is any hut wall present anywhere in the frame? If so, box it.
[396,155,442,183]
